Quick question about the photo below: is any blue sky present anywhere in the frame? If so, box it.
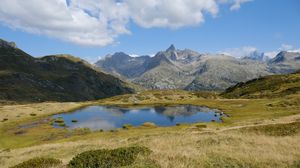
[0,0,299,62]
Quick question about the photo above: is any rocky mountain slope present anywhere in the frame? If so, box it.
[96,45,300,90]
[0,39,135,102]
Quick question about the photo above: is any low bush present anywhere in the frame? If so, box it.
[10,157,62,168]
[68,146,151,168]
[123,124,133,129]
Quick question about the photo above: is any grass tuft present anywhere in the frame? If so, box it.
[10,157,62,168]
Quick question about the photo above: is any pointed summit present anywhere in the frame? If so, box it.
[166,44,176,52]
[0,39,17,49]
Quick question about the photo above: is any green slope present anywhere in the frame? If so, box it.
[221,70,300,98]
[0,39,135,103]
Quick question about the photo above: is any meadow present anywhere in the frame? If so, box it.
[0,90,300,168]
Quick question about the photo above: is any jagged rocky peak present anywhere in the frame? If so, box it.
[166,44,176,52]
[0,39,17,48]
[269,51,300,64]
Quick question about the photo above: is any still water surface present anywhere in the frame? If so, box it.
[52,105,224,130]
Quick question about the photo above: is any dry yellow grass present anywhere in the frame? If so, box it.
[1,126,300,168]
[1,90,300,167]
[0,102,92,124]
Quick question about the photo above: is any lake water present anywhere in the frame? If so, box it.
[51,105,224,130]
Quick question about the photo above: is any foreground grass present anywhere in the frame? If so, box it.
[0,90,300,167]
[1,122,300,168]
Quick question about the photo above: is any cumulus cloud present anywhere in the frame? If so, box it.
[127,0,219,28]
[0,0,129,46]
[219,46,258,58]
[0,0,252,46]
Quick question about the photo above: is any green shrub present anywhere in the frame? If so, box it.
[10,157,62,168]
[123,124,133,129]
[71,119,78,123]
[68,146,151,168]
[29,113,36,116]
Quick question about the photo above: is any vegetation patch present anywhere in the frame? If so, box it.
[68,146,151,168]
[123,124,133,129]
[195,124,207,128]
[10,157,62,168]
[54,118,64,123]
[240,122,300,136]
[141,122,157,128]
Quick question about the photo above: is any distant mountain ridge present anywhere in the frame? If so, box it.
[96,45,300,90]
[0,39,135,103]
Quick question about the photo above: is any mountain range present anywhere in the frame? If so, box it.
[1,38,299,103]
[96,45,300,90]
[0,39,135,103]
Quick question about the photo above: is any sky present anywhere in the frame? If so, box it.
[0,0,299,63]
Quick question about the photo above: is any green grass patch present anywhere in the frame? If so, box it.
[10,157,62,168]
[241,122,300,136]
[68,146,151,168]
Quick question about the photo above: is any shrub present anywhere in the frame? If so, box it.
[123,124,133,129]
[71,119,78,123]
[2,118,8,122]
[29,113,36,116]
[68,146,151,168]
[10,157,62,168]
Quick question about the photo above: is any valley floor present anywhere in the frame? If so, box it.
[0,90,300,168]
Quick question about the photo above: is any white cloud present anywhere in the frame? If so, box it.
[127,0,219,28]
[129,54,140,57]
[230,0,252,11]
[0,0,252,46]
[0,0,130,46]
[279,44,294,51]
[264,51,278,58]
[219,46,258,58]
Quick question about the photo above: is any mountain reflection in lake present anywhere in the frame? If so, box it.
[51,105,224,130]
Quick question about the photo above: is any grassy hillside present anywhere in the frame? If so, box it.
[221,70,300,99]
[0,40,135,103]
